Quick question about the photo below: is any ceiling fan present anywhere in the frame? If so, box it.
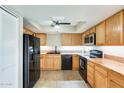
[51,20,71,28]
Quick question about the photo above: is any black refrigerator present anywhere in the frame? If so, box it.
[23,34,40,88]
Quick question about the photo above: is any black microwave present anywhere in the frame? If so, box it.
[84,33,96,45]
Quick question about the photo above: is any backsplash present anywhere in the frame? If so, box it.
[93,46,124,57]
[40,45,124,58]
[40,46,94,56]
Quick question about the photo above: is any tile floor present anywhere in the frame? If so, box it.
[34,70,90,88]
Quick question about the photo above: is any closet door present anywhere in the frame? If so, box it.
[0,7,19,88]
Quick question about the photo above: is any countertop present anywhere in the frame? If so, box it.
[84,56,124,76]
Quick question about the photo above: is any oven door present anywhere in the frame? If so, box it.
[80,58,85,70]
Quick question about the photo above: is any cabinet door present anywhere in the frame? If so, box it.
[87,62,95,87]
[71,34,82,45]
[109,80,122,88]
[95,71,108,88]
[53,55,61,70]
[85,30,90,36]
[82,33,85,45]
[23,28,34,35]
[108,71,124,88]
[40,54,46,70]
[96,21,106,45]
[89,27,95,34]
[45,55,54,70]
[72,55,79,70]
[35,33,47,46]
[106,11,124,45]
[61,34,72,46]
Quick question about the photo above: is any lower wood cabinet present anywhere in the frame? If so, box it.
[87,61,95,87]
[40,54,46,70]
[53,55,61,70]
[108,71,124,88]
[94,65,108,88]
[95,71,108,88]
[87,61,124,88]
[40,54,61,70]
[72,55,79,70]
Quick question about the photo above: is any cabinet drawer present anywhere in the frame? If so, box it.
[95,65,108,77]
[87,61,94,67]
[109,71,124,87]
[110,80,122,88]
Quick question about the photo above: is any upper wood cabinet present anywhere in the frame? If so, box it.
[35,33,47,46]
[106,11,124,45]
[23,27,35,36]
[82,10,124,46]
[71,34,82,45]
[61,34,72,46]
[85,30,90,36]
[89,27,96,34]
[96,21,106,45]
[82,33,85,45]
[61,34,82,46]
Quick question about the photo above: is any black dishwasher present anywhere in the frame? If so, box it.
[61,55,72,70]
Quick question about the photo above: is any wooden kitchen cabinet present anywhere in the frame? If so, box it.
[96,21,106,45]
[23,27,35,35]
[85,30,90,36]
[82,33,85,45]
[72,55,79,70]
[89,27,95,34]
[40,54,61,70]
[87,61,95,87]
[40,54,46,70]
[94,65,108,88]
[71,34,82,45]
[61,34,72,46]
[53,55,61,70]
[35,33,47,46]
[45,54,54,70]
[61,34,82,46]
[108,70,124,88]
[106,11,124,45]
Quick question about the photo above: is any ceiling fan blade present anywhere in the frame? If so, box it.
[59,23,71,25]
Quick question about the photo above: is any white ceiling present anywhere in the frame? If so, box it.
[7,5,124,33]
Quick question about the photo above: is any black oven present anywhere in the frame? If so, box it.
[79,56,87,82]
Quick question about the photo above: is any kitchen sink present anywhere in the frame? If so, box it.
[47,51,60,54]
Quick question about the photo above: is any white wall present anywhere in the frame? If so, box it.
[47,34,61,46]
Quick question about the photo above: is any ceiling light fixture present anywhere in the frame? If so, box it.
[54,25,60,29]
